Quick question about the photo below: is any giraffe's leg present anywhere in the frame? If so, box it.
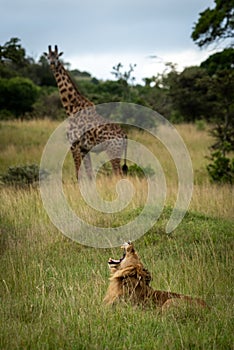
[70,143,82,180]
[106,140,123,176]
[110,158,122,176]
[82,151,93,180]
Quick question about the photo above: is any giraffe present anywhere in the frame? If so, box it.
[44,45,128,179]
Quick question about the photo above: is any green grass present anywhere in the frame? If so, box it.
[0,188,233,349]
[0,120,234,349]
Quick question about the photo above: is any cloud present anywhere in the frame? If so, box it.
[1,0,216,81]
[66,48,212,83]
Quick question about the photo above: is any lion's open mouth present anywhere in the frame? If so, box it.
[108,251,126,265]
[108,241,131,266]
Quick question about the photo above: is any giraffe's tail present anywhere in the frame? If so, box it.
[122,135,128,175]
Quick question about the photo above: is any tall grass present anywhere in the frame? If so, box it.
[0,186,233,349]
[2,119,232,218]
[0,120,233,349]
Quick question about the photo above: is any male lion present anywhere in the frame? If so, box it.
[103,241,207,310]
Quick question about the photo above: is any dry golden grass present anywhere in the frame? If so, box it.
[0,120,233,220]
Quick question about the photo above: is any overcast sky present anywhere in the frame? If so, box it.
[1,0,217,83]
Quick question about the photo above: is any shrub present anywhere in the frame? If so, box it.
[32,90,66,119]
[127,164,155,178]
[0,164,48,187]
[195,119,206,131]
[207,150,234,184]
[0,109,14,121]
[0,77,39,119]
[96,163,155,178]
[207,120,234,184]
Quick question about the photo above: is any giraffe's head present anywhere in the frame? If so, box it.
[44,45,63,70]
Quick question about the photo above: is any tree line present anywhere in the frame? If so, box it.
[0,38,233,126]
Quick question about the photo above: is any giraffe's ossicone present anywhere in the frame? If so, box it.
[44,45,128,179]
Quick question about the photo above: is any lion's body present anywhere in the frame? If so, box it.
[104,242,207,310]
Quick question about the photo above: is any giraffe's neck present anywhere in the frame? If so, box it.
[52,62,94,116]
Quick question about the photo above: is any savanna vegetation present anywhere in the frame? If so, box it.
[0,120,233,349]
[0,1,234,348]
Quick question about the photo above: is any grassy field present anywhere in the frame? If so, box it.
[0,120,233,349]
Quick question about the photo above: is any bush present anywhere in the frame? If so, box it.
[0,109,14,121]
[127,164,155,178]
[0,164,48,187]
[207,151,234,184]
[207,121,234,184]
[32,90,66,119]
[96,162,155,178]
[0,77,39,119]
[195,119,206,131]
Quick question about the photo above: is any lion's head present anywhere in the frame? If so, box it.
[108,241,141,273]
[104,241,152,304]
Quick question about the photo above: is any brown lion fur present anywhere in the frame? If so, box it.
[103,242,207,310]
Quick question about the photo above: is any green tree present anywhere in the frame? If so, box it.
[191,0,234,47]
[192,1,234,183]
[167,67,213,122]
[27,55,57,86]
[32,89,65,119]
[201,48,234,75]
[206,68,234,184]
[111,62,137,101]
[0,77,39,118]
[0,37,27,65]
